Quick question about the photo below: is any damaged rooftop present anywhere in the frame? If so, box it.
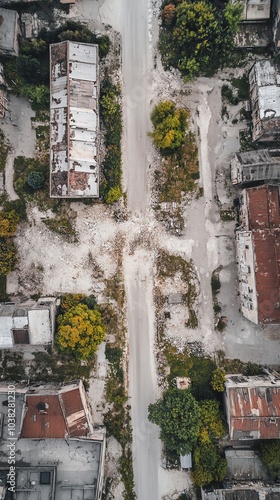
[50,41,99,198]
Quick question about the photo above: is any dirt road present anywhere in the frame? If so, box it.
[121,0,162,498]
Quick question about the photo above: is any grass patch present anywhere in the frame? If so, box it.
[220,208,236,221]
[211,272,221,295]
[231,75,249,101]
[43,217,77,242]
[28,348,95,382]
[158,250,197,311]
[157,132,199,203]
[0,351,25,381]
[164,342,216,401]
[0,129,9,173]
[0,276,8,301]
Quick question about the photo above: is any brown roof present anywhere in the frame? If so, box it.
[227,384,280,439]
[253,230,280,323]
[21,395,67,438]
[60,388,90,437]
[246,185,280,323]
[247,185,280,230]
[21,383,91,439]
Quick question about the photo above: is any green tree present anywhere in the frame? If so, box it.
[192,441,227,486]
[106,186,122,204]
[21,85,49,110]
[60,294,87,311]
[149,101,188,151]
[210,368,226,392]
[27,171,45,190]
[199,399,226,443]
[0,238,17,276]
[148,388,201,455]
[57,304,106,360]
[0,210,19,237]
[258,440,280,480]
[159,0,242,79]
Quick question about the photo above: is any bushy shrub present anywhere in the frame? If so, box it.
[27,171,45,190]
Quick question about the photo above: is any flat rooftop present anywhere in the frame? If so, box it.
[16,438,102,500]
[50,41,99,198]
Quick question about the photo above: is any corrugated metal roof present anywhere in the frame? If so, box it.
[50,41,99,198]
[21,382,92,439]
[226,375,280,439]
[238,186,280,323]
[60,387,90,437]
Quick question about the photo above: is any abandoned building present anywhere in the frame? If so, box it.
[231,149,280,185]
[0,297,57,349]
[236,184,280,324]
[50,41,99,198]
[249,59,280,143]
[201,482,280,500]
[224,372,280,440]
[225,448,269,481]
[0,8,21,57]
[236,0,271,21]
[0,380,105,499]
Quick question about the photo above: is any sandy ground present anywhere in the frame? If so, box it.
[0,1,279,500]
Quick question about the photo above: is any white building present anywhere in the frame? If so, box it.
[0,297,56,348]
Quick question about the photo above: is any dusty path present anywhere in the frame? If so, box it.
[120,0,162,498]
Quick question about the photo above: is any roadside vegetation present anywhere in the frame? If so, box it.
[150,101,199,232]
[159,0,242,80]
[156,250,198,331]
[100,75,123,204]
[153,317,264,487]
[2,21,109,116]
[102,253,136,499]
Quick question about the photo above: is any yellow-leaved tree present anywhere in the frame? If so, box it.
[56,304,106,360]
[0,210,20,237]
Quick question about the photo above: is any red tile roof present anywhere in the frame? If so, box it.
[20,383,91,439]
[226,382,280,439]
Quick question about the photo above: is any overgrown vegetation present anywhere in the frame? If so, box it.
[100,75,122,204]
[157,250,198,330]
[221,76,249,106]
[43,217,77,242]
[159,0,242,80]
[151,101,199,231]
[101,244,136,498]
[2,21,109,113]
[257,440,280,480]
[0,130,9,173]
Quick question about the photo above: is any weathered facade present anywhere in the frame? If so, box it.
[237,0,271,21]
[0,381,105,500]
[224,373,280,440]
[249,60,280,142]
[202,483,280,500]
[0,8,21,56]
[231,149,280,185]
[236,185,280,324]
[50,41,99,198]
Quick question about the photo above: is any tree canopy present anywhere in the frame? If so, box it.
[258,440,280,480]
[57,304,106,360]
[148,388,201,454]
[149,101,188,151]
[192,441,227,486]
[199,399,226,443]
[0,238,17,276]
[0,210,19,237]
[159,0,242,79]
